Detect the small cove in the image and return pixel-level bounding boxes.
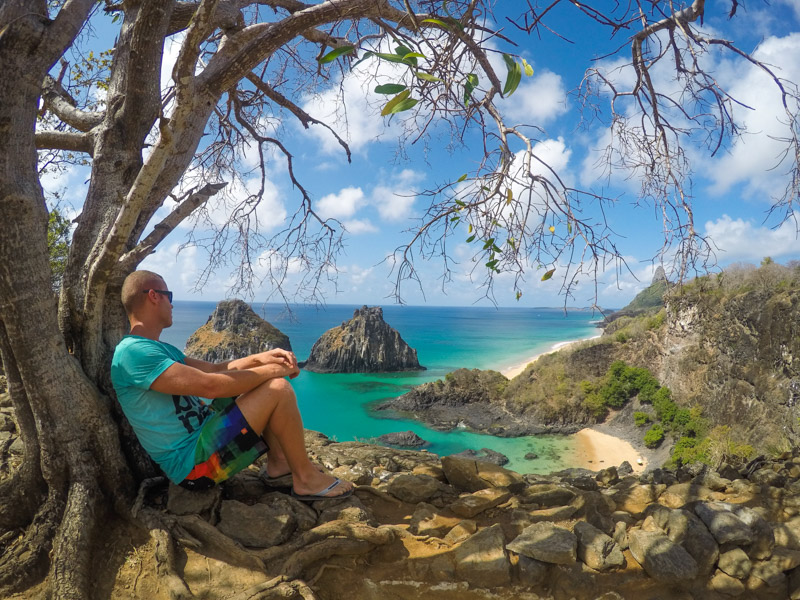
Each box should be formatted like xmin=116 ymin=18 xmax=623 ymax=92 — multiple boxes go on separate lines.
xmin=163 ymin=301 xmax=603 ymax=474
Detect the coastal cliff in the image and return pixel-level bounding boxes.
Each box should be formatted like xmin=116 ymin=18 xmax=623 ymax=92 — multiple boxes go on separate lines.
xmin=302 ymin=305 xmax=425 ymax=373
xmin=378 ymin=262 xmax=800 ymax=458
xmin=184 ymin=299 xmax=291 ymax=362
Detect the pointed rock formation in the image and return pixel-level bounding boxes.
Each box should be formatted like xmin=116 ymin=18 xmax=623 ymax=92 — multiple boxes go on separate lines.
xmin=184 ymin=299 xmax=291 ymax=361
xmin=302 ymin=306 xmax=424 ymax=373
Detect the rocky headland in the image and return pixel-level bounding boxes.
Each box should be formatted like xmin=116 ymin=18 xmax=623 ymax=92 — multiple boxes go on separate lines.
xmin=375 ymin=367 xmax=585 ymax=437
xmin=302 ymin=306 xmax=425 ymax=373
xmin=377 ymin=262 xmax=800 ymax=462
xmin=184 ymin=299 xmax=291 ymax=362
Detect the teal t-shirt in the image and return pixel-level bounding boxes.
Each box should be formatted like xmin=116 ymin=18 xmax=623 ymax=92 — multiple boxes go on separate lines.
xmin=111 ymin=335 xmax=212 ymax=482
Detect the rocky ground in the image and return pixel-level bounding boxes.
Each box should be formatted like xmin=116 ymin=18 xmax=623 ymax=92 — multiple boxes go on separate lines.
xmin=7 ymin=415 xmax=800 ymax=599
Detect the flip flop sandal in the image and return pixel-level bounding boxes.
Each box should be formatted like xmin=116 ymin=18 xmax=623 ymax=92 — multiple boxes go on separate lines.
xmin=291 ymin=478 xmax=354 ymax=502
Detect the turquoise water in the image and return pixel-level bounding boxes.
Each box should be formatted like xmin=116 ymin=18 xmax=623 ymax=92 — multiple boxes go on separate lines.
xmin=162 ymin=302 xmax=603 ymax=474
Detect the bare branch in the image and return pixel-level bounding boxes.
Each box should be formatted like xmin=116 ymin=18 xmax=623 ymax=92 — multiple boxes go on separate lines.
xmin=35 ymin=130 xmax=94 ymax=155
xmin=41 ymin=75 xmax=104 ymax=132
xmin=116 ymin=182 xmax=228 ymax=273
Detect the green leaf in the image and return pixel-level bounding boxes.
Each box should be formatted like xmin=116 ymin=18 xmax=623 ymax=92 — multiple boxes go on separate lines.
xmin=502 ymin=54 xmax=522 ymax=97
xmin=384 ymin=97 xmax=418 ymax=115
xmin=396 ymin=45 xmax=413 ymax=56
xmin=381 ymin=90 xmax=411 ymax=116
xmin=486 ymin=260 xmax=498 ymax=269
xmin=455 ymin=199 xmax=466 ymax=207
xmin=417 ymin=72 xmax=441 ymax=83
xmin=372 ymin=52 xmax=411 ymax=64
xmin=541 ymin=268 xmax=556 ymax=281
xmin=457 ymin=173 xmax=468 ymax=182
xmin=318 ymin=45 xmax=355 ymax=64
xmin=464 ymin=73 xmax=479 ymax=106
xmin=516 ymin=291 xmax=522 ymax=301
xmin=482 ymin=238 xmax=495 ymax=250
xmin=466 ymin=235 xmax=475 ymax=243
xmin=375 ymin=84 xmax=407 ymax=95
xmin=567 ymin=222 xmax=573 ymax=234
xmin=450 ymin=215 xmax=460 ymax=222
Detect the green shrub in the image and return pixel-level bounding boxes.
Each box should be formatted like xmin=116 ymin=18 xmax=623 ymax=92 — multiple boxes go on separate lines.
xmin=653 ymin=388 xmax=677 ymax=422
xmin=583 ymin=392 xmax=607 ymax=419
xmin=644 ymin=423 xmax=665 ymax=448
xmin=615 ymin=331 xmax=630 ymax=343
xmin=633 ymin=411 xmax=651 ymax=426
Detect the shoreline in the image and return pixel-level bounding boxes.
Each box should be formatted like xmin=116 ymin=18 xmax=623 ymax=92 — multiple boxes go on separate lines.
xmin=571 ymin=427 xmax=646 ymax=474
xmin=500 ymin=333 xmax=602 ymax=380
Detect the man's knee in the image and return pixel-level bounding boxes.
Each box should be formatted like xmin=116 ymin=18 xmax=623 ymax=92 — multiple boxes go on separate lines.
xmin=255 ymin=377 xmax=295 ymax=404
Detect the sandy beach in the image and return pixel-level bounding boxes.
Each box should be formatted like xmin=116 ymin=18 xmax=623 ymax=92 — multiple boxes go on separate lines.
xmin=572 ymin=427 xmax=647 ymax=473
xmin=501 ymin=334 xmax=602 ymax=379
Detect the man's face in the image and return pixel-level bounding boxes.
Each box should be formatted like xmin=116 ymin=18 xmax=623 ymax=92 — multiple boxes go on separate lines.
xmin=150 ymin=278 xmax=173 ymax=328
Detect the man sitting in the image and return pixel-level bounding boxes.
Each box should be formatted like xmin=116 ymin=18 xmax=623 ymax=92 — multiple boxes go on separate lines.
xmin=111 ymin=270 xmax=353 ymax=500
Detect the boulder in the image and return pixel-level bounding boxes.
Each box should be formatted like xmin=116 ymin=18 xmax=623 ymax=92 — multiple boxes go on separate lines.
xmin=506 ymin=522 xmax=577 ymax=565
xmin=718 ymin=548 xmax=752 ymax=580
xmin=385 ymin=473 xmax=448 ymax=504
xmin=217 ymin=499 xmax=296 ymax=548
xmin=573 ymin=520 xmax=625 ymax=571
xmin=695 ymin=501 xmax=754 ymax=546
xmin=453 ymin=524 xmax=511 ymax=588
xmin=449 ymin=487 xmax=511 ymax=518
xmin=375 ymin=431 xmax=428 ymax=447
xmin=303 ymin=306 xmax=424 ymax=373
xmin=167 ymin=482 xmax=221 ymax=516
xmin=708 ymin=570 xmax=746 ymax=596
xmin=628 ymin=529 xmax=699 ymax=583
xmin=665 ymin=508 xmax=719 ymax=576
xmin=440 ymin=456 xmax=525 ymax=493
xmin=185 ymin=299 xmax=291 ymax=361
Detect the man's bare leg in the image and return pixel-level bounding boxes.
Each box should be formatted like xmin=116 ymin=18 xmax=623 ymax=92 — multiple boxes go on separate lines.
xmin=236 ymin=377 xmax=353 ymax=497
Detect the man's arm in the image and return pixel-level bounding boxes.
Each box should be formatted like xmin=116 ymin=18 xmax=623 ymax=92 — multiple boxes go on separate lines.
xmin=150 ymin=359 xmax=299 ymax=399
xmin=184 ymin=348 xmax=297 ymax=375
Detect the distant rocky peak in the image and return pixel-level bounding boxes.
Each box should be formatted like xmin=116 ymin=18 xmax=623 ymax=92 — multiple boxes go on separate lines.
xmin=209 ymin=299 xmax=258 ymax=333
xmin=303 ymin=305 xmax=424 ymax=373
xmin=652 ymin=266 xmax=667 ymax=284
xmin=354 ymin=305 xmax=383 ymax=321
xmin=185 ymin=299 xmax=291 ymax=362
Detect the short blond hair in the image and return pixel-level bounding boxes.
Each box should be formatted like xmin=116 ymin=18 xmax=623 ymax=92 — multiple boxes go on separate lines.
xmin=121 ymin=270 xmax=164 ymax=315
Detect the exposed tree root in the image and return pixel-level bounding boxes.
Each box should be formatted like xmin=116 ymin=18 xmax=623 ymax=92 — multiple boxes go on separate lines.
xmin=137 ymin=508 xmax=194 ymax=600
xmin=175 ymin=514 xmax=266 ymax=572
xmin=151 ymin=527 xmax=194 ymax=600
xmin=281 ymin=538 xmax=372 ymax=579
xmin=257 ymin=520 xmax=396 ymax=564
xmin=51 ymin=478 xmax=102 ymax=600
xmin=225 ymin=575 xmax=319 ymax=600
xmin=0 ymin=491 xmax=64 ymax=595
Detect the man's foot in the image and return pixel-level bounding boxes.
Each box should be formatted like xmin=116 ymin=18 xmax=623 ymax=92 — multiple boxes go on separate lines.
xmin=291 ymin=478 xmax=354 ymax=502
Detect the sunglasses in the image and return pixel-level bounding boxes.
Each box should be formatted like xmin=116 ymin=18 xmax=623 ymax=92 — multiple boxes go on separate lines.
xmin=143 ymin=289 xmax=173 ymax=303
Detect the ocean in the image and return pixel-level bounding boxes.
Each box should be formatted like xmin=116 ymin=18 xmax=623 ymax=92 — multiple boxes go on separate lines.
xmin=162 ymin=302 xmax=603 ymax=474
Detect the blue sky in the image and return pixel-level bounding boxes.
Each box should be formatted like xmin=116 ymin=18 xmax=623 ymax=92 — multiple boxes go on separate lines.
xmin=43 ymin=1 xmax=800 ymax=309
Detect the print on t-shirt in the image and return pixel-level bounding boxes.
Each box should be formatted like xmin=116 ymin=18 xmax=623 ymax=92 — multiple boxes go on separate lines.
xmin=172 ymin=395 xmax=210 ymax=433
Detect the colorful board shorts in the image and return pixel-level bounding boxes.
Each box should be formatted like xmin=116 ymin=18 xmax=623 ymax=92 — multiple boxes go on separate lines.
xmin=179 ymin=397 xmax=268 ymax=491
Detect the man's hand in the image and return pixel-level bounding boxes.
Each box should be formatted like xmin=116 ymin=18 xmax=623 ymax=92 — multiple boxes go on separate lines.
xmin=252 ymin=348 xmax=299 ymax=378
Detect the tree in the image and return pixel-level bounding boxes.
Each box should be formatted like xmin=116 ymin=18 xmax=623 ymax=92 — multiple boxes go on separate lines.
xmin=0 ymin=1 xmax=797 ymax=598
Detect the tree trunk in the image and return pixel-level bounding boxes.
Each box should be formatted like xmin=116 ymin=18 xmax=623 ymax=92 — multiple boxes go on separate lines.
xmin=0 ymin=4 xmax=137 ymax=598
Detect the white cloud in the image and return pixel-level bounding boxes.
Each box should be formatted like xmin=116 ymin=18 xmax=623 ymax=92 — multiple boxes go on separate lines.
xmin=317 ymin=186 xmax=365 ymax=219
xmin=202 ymin=176 xmax=287 ymax=233
xmin=708 ymin=33 xmax=800 ymax=199
xmin=343 ymin=219 xmax=378 ymax=234
xmin=497 ymin=70 xmax=568 ymax=125
xmin=704 ymin=215 xmax=800 ymax=262
xmin=371 ymin=169 xmax=425 ymax=222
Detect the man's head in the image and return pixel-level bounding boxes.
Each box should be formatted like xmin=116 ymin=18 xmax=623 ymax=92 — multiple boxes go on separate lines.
xmin=121 ymin=271 xmax=172 ymax=326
